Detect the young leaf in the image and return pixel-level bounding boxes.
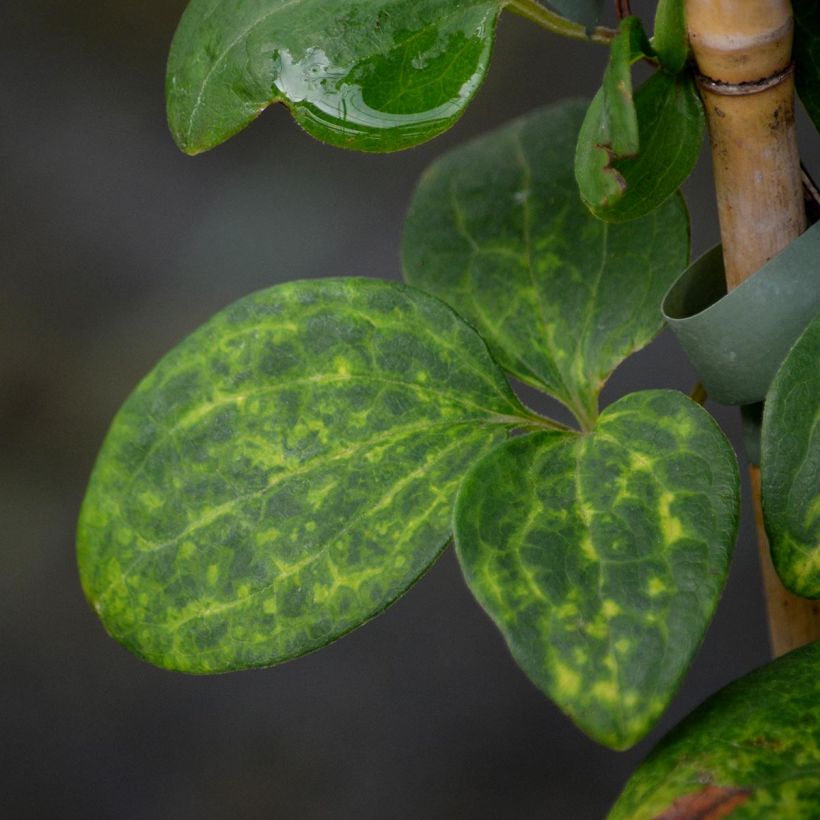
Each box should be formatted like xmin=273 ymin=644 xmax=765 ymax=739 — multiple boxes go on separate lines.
xmin=576 ymin=70 xmax=704 ymax=222
xmin=570 ymin=17 xmax=650 ymax=212
xmin=166 ymin=0 xmax=503 ymax=155
xmin=761 ymin=315 xmax=820 ymax=598
xmin=601 ymin=18 xmax=652 ymax=155
xmin=402 ymin=101 xmax=690 ymax=430
xmin=652 ymin=0 xmax=688 ymax=74
xmin=454 ymin=390 xmax=739 ymax=750
xmin=609 ymin=641 xmax=820 ymax=818
xmin=795 ymin=0 xmax=820 ymax=131
xmin=77 ymin=278 xmax=534 ymax=674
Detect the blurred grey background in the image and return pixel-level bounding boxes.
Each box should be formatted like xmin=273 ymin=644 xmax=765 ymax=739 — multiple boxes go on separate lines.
xmin=2 ymin=1 xmax=817 ymax=817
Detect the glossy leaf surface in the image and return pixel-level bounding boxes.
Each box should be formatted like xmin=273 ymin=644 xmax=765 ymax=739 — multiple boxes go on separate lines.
xmin=78 ymin=278 xmax=532 ymax=673
xmin=762 ymin=315 xmax=820 ymax=598
xmin=402 ymin=101 xmax=690 ymax=429
xmin=795 ymin=0 xmax=820 ymax=131
xmin=166 ymin=0 xmax=503 ymax=154
xmin=455 ymin=390 xmax=739 ymax=749
xmin=576 ymin=70 xmax=704 ymax=222
xmin=610 ymin=641 xmax=820 ymax=818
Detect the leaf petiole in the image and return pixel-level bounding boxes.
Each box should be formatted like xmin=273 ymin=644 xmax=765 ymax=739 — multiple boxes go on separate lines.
xmin=506 ymin=0 xmax=616 ymax=44
xmin=493 ymin=412 xmax=576 ymax=433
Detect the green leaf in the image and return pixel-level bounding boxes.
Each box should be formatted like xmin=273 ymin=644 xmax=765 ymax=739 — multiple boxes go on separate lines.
xmin=402 ymin=101 xmax=690 ymax=430
xmin=454 ymin=390 xmax=739 ymax=750
xmin=609 ymin=641 xmax=820 ymax=818
xmin=166 ymin=0 xmax=503 ymax=155
xmin=762 ymin=315 xmax=820 ymax=598
xmin=598 ymin=17 xmax=653 ymax=158
xmin=576 ymin=70 xmax=704 ymax=222
xmin=652 ymin=0 xmax=688 ymax=74
xmin=795 ymin=0 xmax=820 ymax=131
xmin=77 ymin=278 xmax=535 ymax=674
xmin=571 ymin=16 xmax=652 ymax=213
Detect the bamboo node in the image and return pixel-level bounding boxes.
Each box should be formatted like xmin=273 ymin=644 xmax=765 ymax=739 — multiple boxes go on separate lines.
xmin=697 ymin=63 xmax=794 ymax=96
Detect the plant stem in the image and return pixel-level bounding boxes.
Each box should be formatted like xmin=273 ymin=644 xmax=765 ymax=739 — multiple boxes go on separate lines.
xmin=507 ymin=0 xmax=616 ymax=44
xmin=686 ymin=0 xmax=820 ymax=656
xmin=615 ymin=0 xmax=632 ymax=21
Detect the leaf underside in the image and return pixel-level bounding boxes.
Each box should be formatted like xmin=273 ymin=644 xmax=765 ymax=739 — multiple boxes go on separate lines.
xmin=609 ymin=641 xmax=820 ymax=818
xmin=455 ymin=390 xmax=739 ymax=749
xmin=402 ymin=100 xmax=690 ymax=429
xmin=77 ymin=278 xmax=528 ymax=673
xmin=166 ymin=0 xmax=503 ymax=154
xmin=762 ymin=315 xmax=820 ymax=598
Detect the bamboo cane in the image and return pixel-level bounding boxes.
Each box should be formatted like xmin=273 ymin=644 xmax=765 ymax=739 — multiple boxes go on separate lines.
xmin=686 ymin=0 xmax=820 ymax=656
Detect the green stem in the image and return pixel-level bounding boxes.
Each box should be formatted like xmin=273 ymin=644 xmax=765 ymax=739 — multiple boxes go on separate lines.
xmin=506 ymin=0 xmax=617 ymax=44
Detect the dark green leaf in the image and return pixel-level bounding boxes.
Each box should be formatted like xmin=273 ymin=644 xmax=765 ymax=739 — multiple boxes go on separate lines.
xmin=609 ymin=641 xmax=820 ymax=818
xmin=795 ymin=0 xmax=820 ymax=131
xmin=77 ymin=278 xmax=535 ymax=674
xmin=576 ymin=70 xmax=704 ymax=222
xmin=454 ymin=390 xmax=739 ymax=749
xmin=402 ymin=101 xmax=690 ymax=430
xmin=762 ymin=315 xmax=820 ymax=598
xmin=652 ymin=0 xmax=688 ymax=74
xmin=166 ymin=0 xmax=503 ymax=154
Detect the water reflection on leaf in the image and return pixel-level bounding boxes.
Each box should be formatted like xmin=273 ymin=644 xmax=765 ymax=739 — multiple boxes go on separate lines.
xmin=168 ymin=0 xmax=502 ymax=153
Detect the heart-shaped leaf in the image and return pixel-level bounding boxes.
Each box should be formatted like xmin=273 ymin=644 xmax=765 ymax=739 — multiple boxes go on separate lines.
xmin=454 ymin=390 xmax=739 ymax=749
xmin=576 ymin=70 xmax=704 ymax=222
xmin=609 ymin=641 xmax=820 ymax=818
xmin=402 ymin=100 xmax=690 ymax=430
xmin=166 ymin=0 xmax=504 ymax=154
xmin=78 ymin=278 xmax=537 ymax=673
xmin=795 ymin=0 xmax=820 ymax=131
xmin=762 ymin=314 xmax=820 ymax=598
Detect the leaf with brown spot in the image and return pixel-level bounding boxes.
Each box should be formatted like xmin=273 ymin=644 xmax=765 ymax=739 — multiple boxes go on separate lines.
xmin=653 ymin=786 xmax=751 ymax=820
xmin=609 ymin=642 xmax=820 ymax=819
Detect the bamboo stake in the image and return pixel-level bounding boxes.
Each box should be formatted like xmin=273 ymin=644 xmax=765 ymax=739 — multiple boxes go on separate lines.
xmin=686 ymin=0 xmax=820 ymax=656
